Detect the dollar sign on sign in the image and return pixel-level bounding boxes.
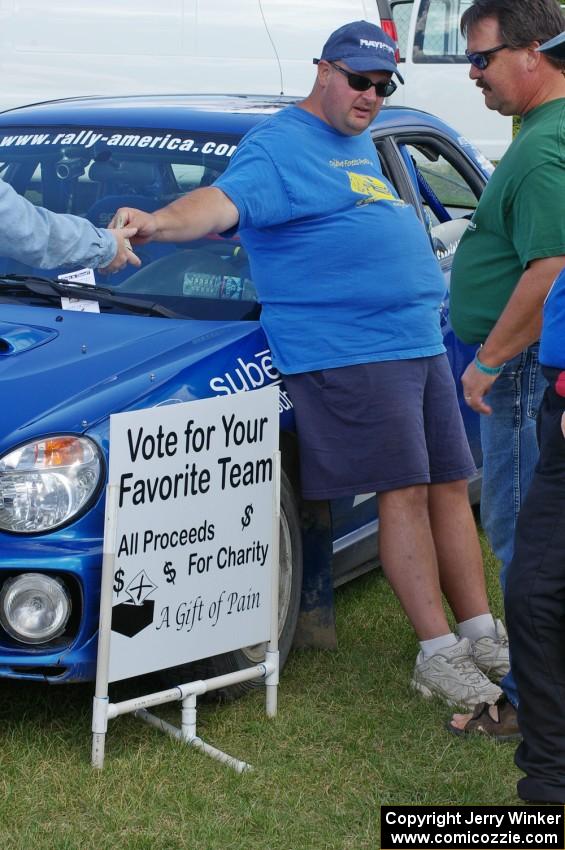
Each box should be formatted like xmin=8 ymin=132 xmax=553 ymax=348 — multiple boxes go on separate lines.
xmin=241 ymin=504 xmax=254 ymax=530
xmin=163 ymin=561 xmax=176 ymax=584
xmin=113 ymin=569 xmax=125 ymax=594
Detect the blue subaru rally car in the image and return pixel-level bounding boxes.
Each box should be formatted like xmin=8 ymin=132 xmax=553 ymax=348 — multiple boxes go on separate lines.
xmin=0 ymin=95 xmax=492 ymax=685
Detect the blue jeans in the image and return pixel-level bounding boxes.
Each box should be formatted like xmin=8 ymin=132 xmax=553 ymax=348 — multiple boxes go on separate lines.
xmin=480 ymin=344 xmax=547 ymax=707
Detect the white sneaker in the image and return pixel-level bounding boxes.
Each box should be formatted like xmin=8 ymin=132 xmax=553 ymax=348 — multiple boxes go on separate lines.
xmin=411 ymin=637 xmax=502 ymax=709
xmin=471 ymin=619 xmax=510 ymax=682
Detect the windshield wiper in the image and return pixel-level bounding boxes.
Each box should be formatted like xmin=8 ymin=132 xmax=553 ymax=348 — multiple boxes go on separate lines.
xmin=0 ymin=273 xmax=116 ymax=298
xmin=0 ymin=274 xmax=186 ymax=318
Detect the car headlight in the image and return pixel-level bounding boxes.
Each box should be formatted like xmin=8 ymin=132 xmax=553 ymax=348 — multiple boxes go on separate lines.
xmin=0 ymin=574 xmax=71 ymax=644
xmin=0 ymin=436 xmax=102 ymax=533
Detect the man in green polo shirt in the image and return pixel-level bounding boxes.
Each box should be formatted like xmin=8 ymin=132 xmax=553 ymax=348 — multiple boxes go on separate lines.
xmin=449 ymin=0 xmax=565 ymax=739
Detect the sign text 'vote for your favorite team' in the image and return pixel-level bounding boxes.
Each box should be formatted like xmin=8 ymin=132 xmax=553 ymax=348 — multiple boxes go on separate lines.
xmin=106 ymin=386 xmax=279 ymax=682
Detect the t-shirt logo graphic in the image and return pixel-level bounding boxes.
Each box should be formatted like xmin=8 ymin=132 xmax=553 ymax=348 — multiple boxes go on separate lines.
xmin=347 ymin=171 xmax=396 ymax=204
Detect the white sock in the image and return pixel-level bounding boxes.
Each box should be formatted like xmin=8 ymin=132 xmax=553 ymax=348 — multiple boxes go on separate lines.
xmin=458 ymin=613 xmax=496 ymax=643
xmin=419 ymin=632 xmax=458 ymax=658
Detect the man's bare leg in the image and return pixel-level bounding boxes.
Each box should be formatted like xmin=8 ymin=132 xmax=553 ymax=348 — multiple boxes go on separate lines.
xmin=428 ymin=479 xmax=490 ymax=623
xmin=426 ymin=479 xmax=509 ymax=731
xmin=377 ymin=484 xmax=452 ymax=639
xmin=378 ymin=483 xmax=503 ymax=707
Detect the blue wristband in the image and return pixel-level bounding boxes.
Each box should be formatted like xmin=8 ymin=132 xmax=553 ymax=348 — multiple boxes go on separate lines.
xmin=474 ymin=348 xmax=504 ymax=376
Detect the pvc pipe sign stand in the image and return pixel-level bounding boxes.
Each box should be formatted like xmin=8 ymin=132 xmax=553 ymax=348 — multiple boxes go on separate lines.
xmin=91 ymin=386 xmax=280 ymax=771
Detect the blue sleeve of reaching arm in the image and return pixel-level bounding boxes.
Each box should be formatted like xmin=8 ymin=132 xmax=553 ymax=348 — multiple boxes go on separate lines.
xmin=0 ymin=179 xmax=117 ymax=268
xmin=214 ymin=140 xmax=293 ymax=230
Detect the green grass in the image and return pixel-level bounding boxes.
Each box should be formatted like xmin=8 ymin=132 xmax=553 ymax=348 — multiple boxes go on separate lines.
xmin=0 ymin=533 xmax=518 ymax=850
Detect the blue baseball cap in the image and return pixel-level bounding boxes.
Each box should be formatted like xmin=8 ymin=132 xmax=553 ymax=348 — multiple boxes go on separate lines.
xmin=537 ymin=31 xmax=565 ymax=59
xmin=314 ymin=20 xmax=404 ymax=83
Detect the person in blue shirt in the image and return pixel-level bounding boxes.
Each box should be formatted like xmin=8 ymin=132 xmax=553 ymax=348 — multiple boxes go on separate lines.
xmin=0 ymin=177 xmax=139 ymax=272
xmin=112 ymin=20 xmax=509 ymax=709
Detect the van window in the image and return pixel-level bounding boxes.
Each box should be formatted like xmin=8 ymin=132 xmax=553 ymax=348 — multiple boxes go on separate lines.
xmin=390 ymin=0 xmax=414 ymax=61
xmin=412 ymin=0 xmax=471 ymax=63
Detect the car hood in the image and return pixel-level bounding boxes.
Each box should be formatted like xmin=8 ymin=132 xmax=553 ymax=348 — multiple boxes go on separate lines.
xmin=0 ymin=305 xmax=263 ymax=452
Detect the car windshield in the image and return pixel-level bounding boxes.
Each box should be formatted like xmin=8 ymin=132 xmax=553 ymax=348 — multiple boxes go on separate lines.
xmin=0 ymin=123 xmax=258 ymax=321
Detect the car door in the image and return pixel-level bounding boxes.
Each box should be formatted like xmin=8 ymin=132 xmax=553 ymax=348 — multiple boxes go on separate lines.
xmin=331 ymin=124 xmax=485 ymax=583
xmin=383 ymin=131 xmax=483 ymax=437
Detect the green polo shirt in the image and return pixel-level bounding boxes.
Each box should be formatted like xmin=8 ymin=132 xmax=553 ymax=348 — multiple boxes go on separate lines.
xmin=450 ymin=98 xmax=565 ymax=344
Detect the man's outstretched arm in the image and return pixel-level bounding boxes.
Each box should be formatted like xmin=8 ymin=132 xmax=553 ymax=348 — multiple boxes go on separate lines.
xmin=112 ymin=187 xmax=240 ymax=245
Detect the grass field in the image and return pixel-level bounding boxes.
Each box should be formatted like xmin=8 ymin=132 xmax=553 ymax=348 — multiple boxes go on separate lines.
xmin=0 ymin=532 xmax=518 ymax=850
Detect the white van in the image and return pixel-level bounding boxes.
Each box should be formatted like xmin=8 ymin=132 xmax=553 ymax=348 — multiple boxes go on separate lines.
xmin=0 ymin=0 xmax=510 ymax=158
xmin=390 ymin=0 xmax=511 ymax=157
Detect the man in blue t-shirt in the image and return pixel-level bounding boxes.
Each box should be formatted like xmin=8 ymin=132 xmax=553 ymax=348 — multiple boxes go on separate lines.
xmin=505 ymin=262 xmax=565 ymax=803
xmin=112 ymin=20 xmax=508 ymax=709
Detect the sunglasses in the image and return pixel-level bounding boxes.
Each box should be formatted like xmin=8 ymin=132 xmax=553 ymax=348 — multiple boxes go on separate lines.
xmin=465 ymin=43 xmax=508 ymax=70
xmin=329 ymin=62 xmax=397 ymax=97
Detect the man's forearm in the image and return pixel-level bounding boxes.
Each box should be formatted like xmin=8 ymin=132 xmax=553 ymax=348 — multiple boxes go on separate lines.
xmin=478 ymin=255 xmax=565 ymax=368
xmin=152 ymin=187 xmax=239 ymax=242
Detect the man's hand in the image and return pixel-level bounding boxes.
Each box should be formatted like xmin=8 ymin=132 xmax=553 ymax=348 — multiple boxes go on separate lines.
xmin=109 ymin=208 xmax=158 ymax=244
xmin=100 ymin=227 xmax=142 ymax=274
xmin=460 ymin=256 xmax=565 ymax=414
xmin=461 ymin=359 xmax=498 ymax=415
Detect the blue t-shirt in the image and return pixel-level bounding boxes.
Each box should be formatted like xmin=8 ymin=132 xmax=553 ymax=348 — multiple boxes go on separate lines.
xmin=541 ymin=267 xmax=565 ymax=369
xmin=215 ymin=105 xmax=446 ymax=374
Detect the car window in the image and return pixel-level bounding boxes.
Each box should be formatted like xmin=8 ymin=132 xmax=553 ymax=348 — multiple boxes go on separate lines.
xmin=400 ymin=142 xmax=478 ymax=219
xmin=393 ymin=136 xmax=481 ymax=264
xmin=412 ymin=0 xmax=471 ymax=63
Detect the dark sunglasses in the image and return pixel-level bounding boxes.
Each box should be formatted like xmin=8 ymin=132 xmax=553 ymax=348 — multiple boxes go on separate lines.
xmin=465 ymin=43 xmax=508 ymax=70
xmin=329 ymin=62 xmax=397 ymax=97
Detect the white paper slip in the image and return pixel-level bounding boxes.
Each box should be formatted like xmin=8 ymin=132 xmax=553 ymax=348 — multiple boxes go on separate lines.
xmin=58 ymin=267 xmax=100 ymax=312
xmin=60 ymin=296 xmax=100 ymax=313
xmin=58 ymin=267 xmax=96 ymax=286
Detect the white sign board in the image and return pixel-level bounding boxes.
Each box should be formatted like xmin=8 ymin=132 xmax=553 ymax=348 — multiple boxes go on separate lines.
xmin=104 ymin=386 xmax=279 ymax=682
